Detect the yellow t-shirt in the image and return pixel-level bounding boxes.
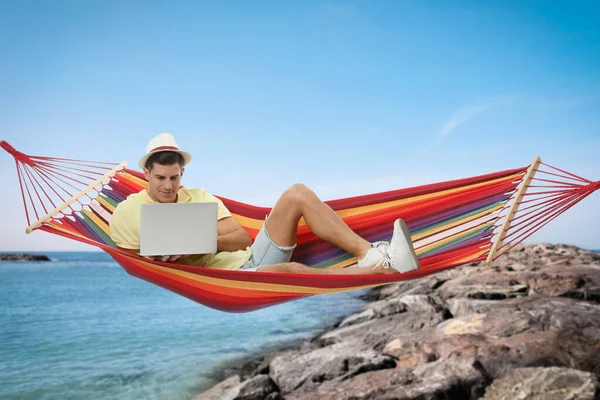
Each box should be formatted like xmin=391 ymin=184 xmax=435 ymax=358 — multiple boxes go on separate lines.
xmin=109 ymin=187 xmax=251 ymax=270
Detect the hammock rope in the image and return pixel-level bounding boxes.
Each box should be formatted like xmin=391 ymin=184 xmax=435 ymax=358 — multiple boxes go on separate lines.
xmin=486 ymin=161 xmax=599 ymax=262
xmin=2 ymin=139 xmax=598 ymax=313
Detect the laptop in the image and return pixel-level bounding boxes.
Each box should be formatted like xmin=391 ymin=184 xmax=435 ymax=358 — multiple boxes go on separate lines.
xmin=139 ymin=202 xmax=218 ymax=256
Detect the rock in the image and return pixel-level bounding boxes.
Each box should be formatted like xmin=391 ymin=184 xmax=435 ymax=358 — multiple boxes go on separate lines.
xmin=340 ymin=355 xmax=396 ymax=380
xmin=235 ymin=375 xmax=279 ymax=400
xmin=561 ymin=286 xmax=600 ymax=304
xmin=269 ymin=343 xmax=357 ymax=393
xmin=270 ymin=345 xmax=389 ymax=394
xmin=438 ymin=270 xmax=530 ymax=300
xmin=317 ymin=294 xmax=448 ymax=351
xmin=286 ymin=368 xmax=414 ymax=400
xmin=482 ymin=367 xmax=599 ymax=400
xmin=194 ymin=375 xmax=242 ymax=400
xmin=339 ymin=296 xmax=409 ymax=328
xmin=290 ymin=357 xmax=485 ymax=400
xmin=0 ymin=253 xmax=50 ymax=261
xmin=194 ymin=375 xmax=280 ymax=400
xmin=440 ymin=262 xmax=600 ymax=304
xmin=383 ymin=296 xmax=600 ymax=374
xmin=434 ymin=309 xmax=531 ymax=338
xmin=264 ymin=393 xmax=284 ymax=400
xmin=199 ymin=244 xmax=600 ymax=400
xmin=385 ymin=326 xmax=600 ymax=379
xmin=338 ymin=307 xmax=377 ymax=328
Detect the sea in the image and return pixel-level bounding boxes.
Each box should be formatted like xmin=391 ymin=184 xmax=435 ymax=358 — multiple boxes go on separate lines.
xmin=0 ymin=252 xmax=368 ymax=400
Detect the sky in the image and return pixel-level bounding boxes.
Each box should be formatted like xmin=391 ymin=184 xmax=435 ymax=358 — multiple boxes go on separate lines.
xmin=1 ymin=0 xmax=599 ymax=251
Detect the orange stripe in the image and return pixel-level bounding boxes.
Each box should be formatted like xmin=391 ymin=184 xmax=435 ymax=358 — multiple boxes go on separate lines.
xmin=133 ymin=259 xmax=306 ymax=297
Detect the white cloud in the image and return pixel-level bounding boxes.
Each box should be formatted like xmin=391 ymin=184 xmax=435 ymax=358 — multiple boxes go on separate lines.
xmin=438 ymin=104 xmax=490 ymax=139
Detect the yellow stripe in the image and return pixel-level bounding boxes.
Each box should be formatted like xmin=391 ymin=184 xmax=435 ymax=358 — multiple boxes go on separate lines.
xmin=454 ymin=248 xmax=490 ymax=264
xmin=112 ymin=172 xmax=522 ymax=233
xmin=328 ymin=210 xmax=499 ymax=268
xmin=415 ymin=223 xmax=494 ymax=255
xmin=97 ymin=196 xmax=116 ymax=213
xmin=46 ymin=220 xmax=91 ymax=241
xmin=334 ymin=172 xmax=523 ymax=220
xmin=82 ymin=209 xmax=110 ymax=235
xmin=412 ymin=204 xmax=503 ymax=241
xmin=42 ymin=222 xmax=486 ymax=296
xmin=326 ymin=257 xmax=359 ymax=269
xmin=135 ymin=258 xmax=381 ymax=295
xmin=231 ymin=173 xmax=522 ymax=231
xmin=119 ymin=172 xmax=149 ymax=188
xmin=231 ymin=213 xmax=265 ymax=230
xmin=45 ymin=219 xmax=331 ymax=293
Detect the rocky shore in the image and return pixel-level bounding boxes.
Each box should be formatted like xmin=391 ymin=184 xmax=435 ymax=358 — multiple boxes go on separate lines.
xmin=196 ymin=243 xmax=600 ymax=400
xmin=0 ymin=253 xmax=50 ymax=261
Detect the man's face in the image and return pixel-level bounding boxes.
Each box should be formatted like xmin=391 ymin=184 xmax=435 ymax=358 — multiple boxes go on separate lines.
xmin=144 ymin=163 xmax=183 ymax=203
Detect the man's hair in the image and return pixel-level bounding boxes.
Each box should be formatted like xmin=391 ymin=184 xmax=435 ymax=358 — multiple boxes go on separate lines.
xmin=145 ymin=151 xmax=185 ymax=170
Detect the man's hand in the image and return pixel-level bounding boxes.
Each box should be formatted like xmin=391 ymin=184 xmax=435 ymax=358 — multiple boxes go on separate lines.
xmin=145 ymin=254 xmax=183 ymax=262
xmin=116 ymin=247 xmax=184 ymax=263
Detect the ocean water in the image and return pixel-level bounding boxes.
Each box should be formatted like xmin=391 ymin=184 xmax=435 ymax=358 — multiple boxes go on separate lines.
xmin=0 ymin=252 xmax=367 ymax=400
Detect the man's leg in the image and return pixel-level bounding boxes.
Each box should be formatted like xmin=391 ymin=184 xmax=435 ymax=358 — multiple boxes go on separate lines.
xmin=255 ymin=262 xmax=397 ymax=275
xmin=249 ymin=183 xmax=420 ymax=274
xmin=265 ymin=183 xmax=372 ymax=260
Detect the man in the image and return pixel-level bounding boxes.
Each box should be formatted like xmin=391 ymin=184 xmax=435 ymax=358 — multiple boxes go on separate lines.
xmin=109 ymin=133 xmax=421 ymax=275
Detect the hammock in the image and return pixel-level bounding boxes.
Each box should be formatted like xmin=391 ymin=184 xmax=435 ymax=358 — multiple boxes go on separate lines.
xmin=2 ymin=140 xmax=598 ymax=313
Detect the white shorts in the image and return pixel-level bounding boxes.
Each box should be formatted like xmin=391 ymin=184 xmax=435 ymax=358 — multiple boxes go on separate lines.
xmin=238 ymin=222 xmax=297 ymax=272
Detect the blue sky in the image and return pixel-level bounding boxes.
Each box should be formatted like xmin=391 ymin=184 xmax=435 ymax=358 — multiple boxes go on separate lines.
xmin=1 ymin=0 xmax=599 ymax=251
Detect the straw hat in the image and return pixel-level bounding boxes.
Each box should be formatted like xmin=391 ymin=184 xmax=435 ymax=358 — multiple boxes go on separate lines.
xmin=138 ymin=133 xmax=192 ymax=169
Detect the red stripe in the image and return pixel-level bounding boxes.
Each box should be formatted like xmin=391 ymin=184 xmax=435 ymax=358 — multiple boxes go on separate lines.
xmin=39 ymin=224 xmax=489 ymax=312
xmin=123 ymin=168 xmax=147 ymax=180
xmin=218 ymin=197 xmax=271 ymax=220
xmin=112 ymin=253 xmax=304 ymax=312
xmin=218 ymin=167 xmax=527 ymax=219
xmin=150 ymin=146 xmax=179 ymax=152
xmin=324 ymin=167 xmax=526 ymax=211
xmin=110 ymin=178 xmax=145 ymax=197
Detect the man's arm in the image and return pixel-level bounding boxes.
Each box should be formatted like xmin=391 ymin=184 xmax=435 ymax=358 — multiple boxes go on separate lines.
xmin=111 ymin=201 xmax=183 ymax=262
xmin=217 ymin=216 xmax=252 ymax=252
xmin=116 ymin=246 xmax=182 ymax=262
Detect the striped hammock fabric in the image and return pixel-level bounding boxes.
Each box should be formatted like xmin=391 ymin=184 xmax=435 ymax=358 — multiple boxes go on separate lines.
xmin=2 ymin=140 xmax=598 ymax=312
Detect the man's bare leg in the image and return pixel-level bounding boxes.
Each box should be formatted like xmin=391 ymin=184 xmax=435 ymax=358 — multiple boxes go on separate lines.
xmin=256 ymin=262 xmax=396 ymax=275
xmin=265 ymin=184 xmax=372 ymax=260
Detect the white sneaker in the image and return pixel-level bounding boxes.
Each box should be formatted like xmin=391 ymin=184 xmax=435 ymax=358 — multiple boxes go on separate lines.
xmin=356 ymin=241 xmax=390 ymax=269
xmin=386 ymin=219 xmax=420 ymax=272
xmin=356 ymin=219 xmax=420 ymax=273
